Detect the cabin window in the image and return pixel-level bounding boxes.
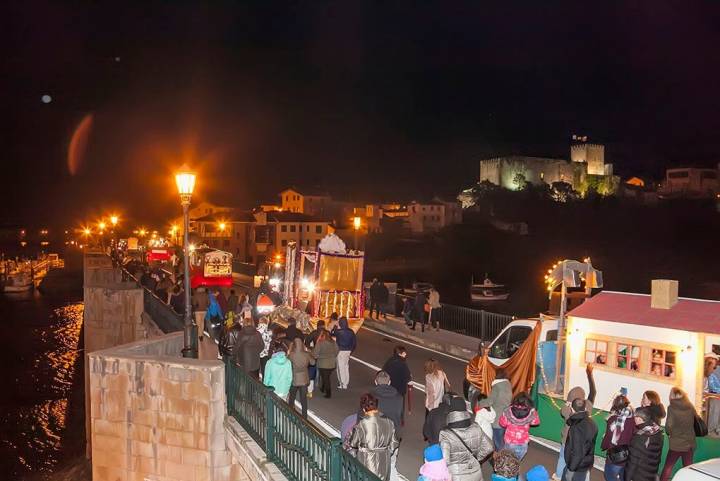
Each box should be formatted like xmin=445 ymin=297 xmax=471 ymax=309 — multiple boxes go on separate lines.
xmin=650 ymin=348 xmax=676 ymax=379
xmin=585 ymin=338 xmax=608 ymax=365
xmin=616 ymin=343 xmax=641 ymax=372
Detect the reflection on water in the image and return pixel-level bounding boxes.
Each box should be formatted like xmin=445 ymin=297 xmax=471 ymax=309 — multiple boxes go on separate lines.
xmin=0 ymin=292 xmax=84 ymax=480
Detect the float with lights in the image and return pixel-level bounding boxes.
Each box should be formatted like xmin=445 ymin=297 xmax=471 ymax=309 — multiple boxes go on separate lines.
xmin=282 ymin=234 xmax=365 ymax=321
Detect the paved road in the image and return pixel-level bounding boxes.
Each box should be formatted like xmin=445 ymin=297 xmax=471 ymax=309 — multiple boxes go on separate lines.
xmin=301 ymin=325 xmax=603 ymax=481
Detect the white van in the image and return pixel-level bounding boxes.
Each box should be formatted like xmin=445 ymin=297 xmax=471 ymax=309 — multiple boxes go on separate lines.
xmin=486 ymin=316 xmax=559 ymax=365
xmin=673 ymin=459 xmax=720 ymax=481
xmin=464 ymin=317 xmax=558 ymax=397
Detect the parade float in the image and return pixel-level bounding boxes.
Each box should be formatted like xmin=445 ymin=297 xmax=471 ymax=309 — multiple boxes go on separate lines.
xmin=280 ymin=234 xmax=365 ymax=330
xmin=529 ymin=279 xmax=720 ymax=465
xmin=467 ymin=261 xmax=720 ymax=467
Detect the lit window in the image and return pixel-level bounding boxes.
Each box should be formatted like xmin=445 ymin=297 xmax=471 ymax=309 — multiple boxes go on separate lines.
xmin=650 ymin=348 xmax=676 ymax=378
xmin=616 ymin=343 xmax=641 ymax=371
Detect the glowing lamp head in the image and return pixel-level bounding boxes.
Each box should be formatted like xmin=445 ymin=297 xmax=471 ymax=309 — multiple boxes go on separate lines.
xmin=98 ymin=221 xmax=106 ymax=231
xmin=83 ymin=228 xmax=91 ymax=235
xmin=218 ymin=222 xmax=226 ymax=232
xmin=175 ymin=166 xmax=196 ymax=200
xmin=274 ymin=262 xmax=281 ymax=269
xmin=353 ymin=216 xmax=361 ymax=230
xmin=110 ymin=215 xmax=118 ymax=226
xmin=189 ymin=243 xmax=196 ymax=252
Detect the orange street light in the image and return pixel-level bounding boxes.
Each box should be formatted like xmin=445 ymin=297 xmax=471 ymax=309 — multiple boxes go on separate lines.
xmin=218 ymin=222 xmax=227 ymax=233
xmin=353 ymin=216 xmax=361 ymax=230
xmin=110 ymin=215 xmax=119 ymax=227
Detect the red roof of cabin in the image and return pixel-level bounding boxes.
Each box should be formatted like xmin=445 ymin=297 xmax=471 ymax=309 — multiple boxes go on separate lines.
xmin=569 ymin=291 xmax=720 ymax=335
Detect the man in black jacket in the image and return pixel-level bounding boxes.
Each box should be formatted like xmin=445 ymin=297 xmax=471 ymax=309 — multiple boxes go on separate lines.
xmin=563 ymin=398 xmax=598 ymax=481
xmin=219 ymin=318 xmax=241 ymax=362
xmin=625 ymin=407 xmax=664 ymax=481
xmin=373 ymin=371 xmax=404 ymax=439
xmin=383 ymin=346 xmax=412 ymax=421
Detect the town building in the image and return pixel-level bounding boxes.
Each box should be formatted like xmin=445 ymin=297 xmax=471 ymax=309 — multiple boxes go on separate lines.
xmin=407 ymin=198 xmax=462 ymax=234
xmin=660 ymin=166 xmax=720 ymax=199
xmin=279 ymin=187 xmax=332 ymax=216
xmin=193 ymin=209 xmax=332 ymax=265
xmin=172 ymin=201 xmax=234 ymax=236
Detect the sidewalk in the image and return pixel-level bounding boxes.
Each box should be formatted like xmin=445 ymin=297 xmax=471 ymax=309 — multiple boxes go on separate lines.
xmin=362 ymin=314 xmax=479 ymax=360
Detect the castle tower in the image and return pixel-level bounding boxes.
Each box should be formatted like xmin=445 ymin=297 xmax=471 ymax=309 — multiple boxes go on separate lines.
xmin=570 ymin=135 xmax=606 ymax=175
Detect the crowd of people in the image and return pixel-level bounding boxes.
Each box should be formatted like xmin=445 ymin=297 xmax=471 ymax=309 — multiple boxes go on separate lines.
xmin=121 ymin=255 xmax=713 ymax=481
xmin=367 ymin=279 xmax=442 ymax=333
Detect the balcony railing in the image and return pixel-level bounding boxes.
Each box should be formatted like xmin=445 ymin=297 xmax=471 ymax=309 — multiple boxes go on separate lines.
xmin=225 ymin=360 xmax=381 ymax=481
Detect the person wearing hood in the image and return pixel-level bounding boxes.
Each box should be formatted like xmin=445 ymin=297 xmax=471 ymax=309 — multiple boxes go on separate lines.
xmin=439 ymin=394 xmax=494 ymax=481
xmin=498 ymin=392 xmax=540 ymax=461
xmin=285 ymin=317 xmax=305 ymax=343
xmin=411 ymin=291 xmax=429 ymax=332
xmin=287 ymin=338 xmax=316 ymax=418
xmin=424 ymin=393 xmax=461 ymax=445
xmin=418 ymin=444 xmax=451 ymax=481
xmin=373 ymin=370 xmax=404 ymax=437
xmin=263 ymin=340 xmax=292 ymax=400
xmin=600 ymin=395 xmax=635 ymax=481
xmin=348 ymin=393 xmax=400 ymax=481
xmin=660 ymin=387 xmax=698 ymax=481
xmin=555 ymin=365 xmax=596 ymax=481
xmin=313 ymin=330 xmax=339 ymax=397
xmin=219 ymin=315 xmax=242 ymax=362
xmin=476 ymin=369 xmax=513 ymax=450
xmin=331 ymin=316 xmax=356 ymax=390
xmin=235 ymin=318 xmax=264 ymax=378
xmin=256 ymin=317 xmax=274 ymax=377
xmin=562 ymin=398 xmax=598 ymax=481
xmin=625 ymin=407 xmax=664 ymax=481
xmin=491 ymin=449 xmax=520 ymax=481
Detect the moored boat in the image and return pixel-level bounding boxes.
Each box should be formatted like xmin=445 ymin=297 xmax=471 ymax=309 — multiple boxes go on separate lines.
xmin=471 ymin=276 xmax=509 ymax=302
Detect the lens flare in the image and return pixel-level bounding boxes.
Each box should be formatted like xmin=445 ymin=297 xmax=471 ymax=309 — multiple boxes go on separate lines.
xmin=67 ymin=113 xmax=94 ymax=175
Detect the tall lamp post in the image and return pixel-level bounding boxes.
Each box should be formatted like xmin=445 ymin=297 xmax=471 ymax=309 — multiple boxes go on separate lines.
xmin=176 ymin=166 xmax=197 ymax=358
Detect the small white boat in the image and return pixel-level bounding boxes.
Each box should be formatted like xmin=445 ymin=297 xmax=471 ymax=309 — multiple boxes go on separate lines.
xmin=4 ymin=270 xmax=33 ymax=292
xmin=471 ymin=276 xmax=509 ymax=302
xmin=403 ymin=282 xmax=434 ymax=296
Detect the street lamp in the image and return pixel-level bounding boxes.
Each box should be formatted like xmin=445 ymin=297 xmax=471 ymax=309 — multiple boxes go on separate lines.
xmin=218 ymin=222 xmax=227 ymax=234
xmin=175 ymin=166 xmax=197 ymax=358
xmin=352 ymin=216 xmax=361 ymax=250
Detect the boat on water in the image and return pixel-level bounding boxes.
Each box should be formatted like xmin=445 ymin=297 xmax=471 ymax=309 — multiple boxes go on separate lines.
xmin=471 ymin=276 xmax=509 ymax=302
xmin=402 ymin=282 xmax=434 ymax=296
xmin=4 ymin=270 xmax=33 ymax=292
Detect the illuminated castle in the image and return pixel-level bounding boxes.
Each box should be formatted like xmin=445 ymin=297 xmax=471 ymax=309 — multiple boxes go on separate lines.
xmin=478 ymin=135 xmax=616 ymax=193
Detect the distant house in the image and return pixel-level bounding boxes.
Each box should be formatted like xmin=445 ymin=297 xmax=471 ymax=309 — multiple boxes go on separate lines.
xmin=173 ymin=201 xmax=234 ymax=236
xmin=660 ymin=166 xmax=720 ymax=199
xmin=279 ymin=187 xmax=332 ymax=216
xmin=407 ymin=198 xmax=462 ymax=234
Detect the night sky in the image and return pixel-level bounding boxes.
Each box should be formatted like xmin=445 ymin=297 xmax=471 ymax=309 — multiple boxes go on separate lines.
xmin=3 ymin=1 xmax=720 ymax=227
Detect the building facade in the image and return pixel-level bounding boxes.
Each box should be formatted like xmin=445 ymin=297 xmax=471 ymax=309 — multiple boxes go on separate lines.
xmin=479 ymin=155 xmax=582 ymax=189
xmin=661 ymin=167 xmax=720 ymax=198
xmin=407 ymin=198 xmax=462 ymax=234
xmin=279 ymin=188 xmax=332 ymax=216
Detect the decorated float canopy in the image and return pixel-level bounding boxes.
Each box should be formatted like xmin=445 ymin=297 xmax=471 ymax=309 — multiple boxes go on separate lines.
xmin=566 ymin=281 xmax=720 ymax=410
xmin=283 ymin=233 xmax=365 ymax=319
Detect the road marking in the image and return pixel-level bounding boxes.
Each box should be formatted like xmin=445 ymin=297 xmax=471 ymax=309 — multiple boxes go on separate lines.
xmin=360 ymin=325 xmax=469 ymax=363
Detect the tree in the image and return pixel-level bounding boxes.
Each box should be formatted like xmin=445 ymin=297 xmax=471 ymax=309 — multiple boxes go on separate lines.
xmin=513 ymin=171 xmax=527 ymax=190
xmin=550 ymin=181 xmax=579 ymax=203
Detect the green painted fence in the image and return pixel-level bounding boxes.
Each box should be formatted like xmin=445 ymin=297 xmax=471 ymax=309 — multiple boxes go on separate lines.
xmin=225 ymin=360 xmax=381 ymax=481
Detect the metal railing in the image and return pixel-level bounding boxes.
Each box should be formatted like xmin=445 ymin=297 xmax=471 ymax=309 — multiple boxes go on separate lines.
xmin=224 ymin=360 xmax=381 ymax=481
xmin=439 ymin=304 xmax=514 ymax=340
xmin=394 ymin=293 xmax=514 ymax=341
xmin=122 ymin=267 xmax=185 ymax=334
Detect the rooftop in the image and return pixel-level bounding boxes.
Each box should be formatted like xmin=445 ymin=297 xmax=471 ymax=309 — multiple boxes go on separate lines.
xmin=266 ymin=211 xmax=331 ymax=223
xmin=193 ymin=209 xmax=256 ymax=223
xmin=280 ymin=186 xmax=331 ymax=197
xmin=569 ymin=290 xmax=720 ymax=335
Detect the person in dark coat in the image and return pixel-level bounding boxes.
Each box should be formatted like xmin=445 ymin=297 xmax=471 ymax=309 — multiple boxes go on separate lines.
xmin=376 ymin=282 xmax=389 ymax=319
xmin=660 ymin=387 xmax=698 ymax=481
xmin=625 ymin=407 xmax=664 ymax=481
xmin=227 ymin=289 xmax=239 ymax=313
xmin=383 ymin=346 xmax=412 ymax=422
xmin=369 ymin=279 xmax=383 ymax=319
xmin=600 ymin=395 xmax=635 ymax=481
xmin=411 ymin=291 xmax=428 ymax=332
xmin=215 ymin=288 xmax=228 ymax=315
xmin=373 ymin=370 xmax=404 ymax=439
xmin=285 ymin=317 xmax=305 ymax=343
xmin=235 ymin=318 xmax=264 ymax=378
xmin=305 ymin=320 xmax=326 ymax=349
xmin=219 ymin=317 xmax=242 ymax=361
xmin=424 ymin=393 xmax=462 ymax=445
xmin=563 ymin=398 xmax=598 ymax=481
xmin=331 ymin=317 xmax=357 ymax=389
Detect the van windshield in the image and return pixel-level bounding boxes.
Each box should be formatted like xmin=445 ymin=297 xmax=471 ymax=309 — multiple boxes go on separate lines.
xmin=490 ymin=325 xmax=533 ymax=359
